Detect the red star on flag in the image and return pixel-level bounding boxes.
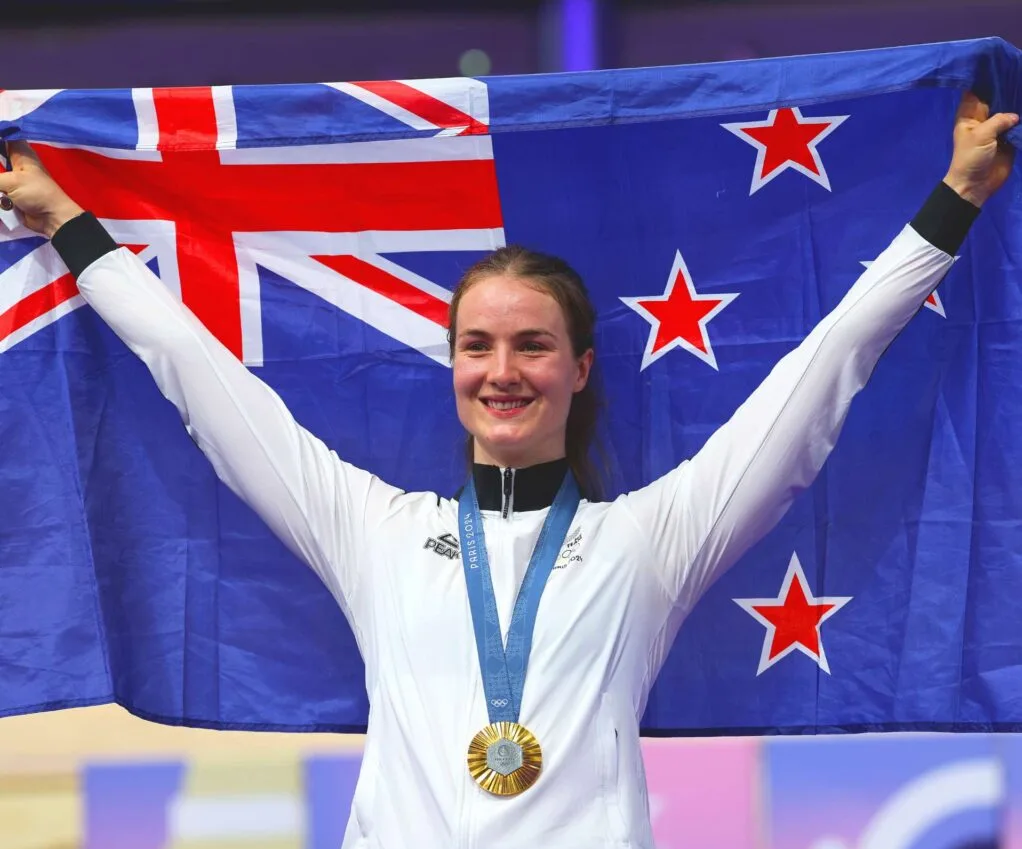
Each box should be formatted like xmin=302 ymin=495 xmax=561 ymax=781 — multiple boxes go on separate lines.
xmin=861 ymin=259 xmax=950 ymax=318
xmin=733 ymin=553 xmax=851 ymax=675
xmin=620 ymin=250 xmax=738 ymax=370
xmin=721 ymin=106 xmax=849 ymax=194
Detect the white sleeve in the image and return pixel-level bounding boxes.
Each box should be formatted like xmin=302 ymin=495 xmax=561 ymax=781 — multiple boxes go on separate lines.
xmin=74 ymin=247 xmax=403 ymax=628
xmin=622 ymin=225 xmax=955 ymax=614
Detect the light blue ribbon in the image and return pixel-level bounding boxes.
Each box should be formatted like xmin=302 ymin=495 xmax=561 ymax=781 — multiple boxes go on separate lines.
xmin=459 ymin=473 xmax=581 ymax=723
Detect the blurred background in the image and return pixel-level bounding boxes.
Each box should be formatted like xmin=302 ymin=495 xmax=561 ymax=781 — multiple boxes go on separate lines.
xmin=3 ymin=707 xmax=1022 ymax=848
xmin=3 ymin=0 xmax=1021 ymax=87
xmin=4 ymin=1 xmax=1022 ymax=847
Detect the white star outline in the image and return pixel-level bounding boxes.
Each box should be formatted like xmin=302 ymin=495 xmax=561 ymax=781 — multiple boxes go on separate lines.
xmin=620 ymin=249 xmax=739 ymax=371
xmin=861 ymin=257 xmax=958 ymax=318
xmin=732 ymin=552 xmax=852 ymax=676
xmin=721 ymin=107 xmax=850 ymax=195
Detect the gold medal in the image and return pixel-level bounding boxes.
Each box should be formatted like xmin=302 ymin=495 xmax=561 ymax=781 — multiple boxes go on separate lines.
xmin=467 ymin=721 xmax=542 ymax=796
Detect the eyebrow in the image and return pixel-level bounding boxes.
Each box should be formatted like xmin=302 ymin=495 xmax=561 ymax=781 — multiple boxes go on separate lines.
xmin=457 ymin=328 xmax=557 ymax=339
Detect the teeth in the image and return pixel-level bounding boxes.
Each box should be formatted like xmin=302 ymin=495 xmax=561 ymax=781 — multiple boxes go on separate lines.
xmin=487 ymin=400 xmax=529 ymax=411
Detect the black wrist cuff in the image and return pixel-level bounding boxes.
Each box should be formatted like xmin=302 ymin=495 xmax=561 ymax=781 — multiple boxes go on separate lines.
xmin=910 ymin=181 xmax=981 ymax=255
xmin=51 ymin=212 xmax=119 ymax=278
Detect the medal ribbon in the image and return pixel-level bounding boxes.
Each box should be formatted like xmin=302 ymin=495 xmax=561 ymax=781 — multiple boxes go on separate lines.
xmin=459 ymin=473 xmax=581 ymax=724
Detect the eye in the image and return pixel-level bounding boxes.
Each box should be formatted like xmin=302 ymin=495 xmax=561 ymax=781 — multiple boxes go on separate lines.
xmin=461 ymin=340 xmax=489 ymax=353
xmin=521 ymin=340 xmax=547 ymax=353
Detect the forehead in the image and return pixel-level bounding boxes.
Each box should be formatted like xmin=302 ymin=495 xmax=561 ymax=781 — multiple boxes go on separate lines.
xmin=456 ymin=274 xmax=566 ymax=331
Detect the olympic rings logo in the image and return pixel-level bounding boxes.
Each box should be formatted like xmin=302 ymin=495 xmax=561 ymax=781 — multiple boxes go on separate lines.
xmin=490 ymin=698 xmax=509 ymax=708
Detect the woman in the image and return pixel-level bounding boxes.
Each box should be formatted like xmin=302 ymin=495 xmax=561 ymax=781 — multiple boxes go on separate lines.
xmin=0 ymin=93 xmax=1017 ymax=847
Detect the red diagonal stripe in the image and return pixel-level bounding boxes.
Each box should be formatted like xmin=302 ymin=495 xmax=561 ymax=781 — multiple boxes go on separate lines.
xmin=0 ymin=243 xmax=148 ymax=345
xmin=353 ymin=80 xmax=488 ymax=136
xmin=312 ymin=254 xmax=450 ymax=328
xmin=0 ymin=272 xmax=79 ymax=342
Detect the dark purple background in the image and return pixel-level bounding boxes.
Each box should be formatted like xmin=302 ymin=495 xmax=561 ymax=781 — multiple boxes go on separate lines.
xmin=3 ymin=0 xmax=1020 ymax=89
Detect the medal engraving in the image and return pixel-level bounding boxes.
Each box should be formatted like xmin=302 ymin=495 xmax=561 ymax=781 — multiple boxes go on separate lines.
xmin=468 ymin=721 xmax=543 ymax=796
xmin=486 ymin=739 xmax=523 ymax=776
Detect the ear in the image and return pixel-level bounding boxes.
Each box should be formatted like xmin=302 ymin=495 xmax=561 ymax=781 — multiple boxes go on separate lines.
xmin=574 ymin=348 xmax=594 ymax=393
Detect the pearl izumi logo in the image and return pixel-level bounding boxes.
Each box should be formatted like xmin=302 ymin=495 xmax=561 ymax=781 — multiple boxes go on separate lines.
xmin=424 ymin=532 xmax=460 ymax=560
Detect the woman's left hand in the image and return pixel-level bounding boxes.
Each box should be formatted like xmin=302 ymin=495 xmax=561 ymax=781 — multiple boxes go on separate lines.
xmin=943 ymin=91 xmax=1019 ymax=208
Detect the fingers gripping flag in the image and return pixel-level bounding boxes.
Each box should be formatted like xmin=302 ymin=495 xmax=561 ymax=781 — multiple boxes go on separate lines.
xmin=1 ymin=38 xmax=1021 ymax=734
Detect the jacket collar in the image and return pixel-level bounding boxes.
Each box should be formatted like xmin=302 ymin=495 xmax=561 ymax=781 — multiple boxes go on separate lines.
xmin=469 ymin=458 xmax=569 ymax=515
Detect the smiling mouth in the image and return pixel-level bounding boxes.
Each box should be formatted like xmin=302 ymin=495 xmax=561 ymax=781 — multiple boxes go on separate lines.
xmin=482 ymin=399 xmax=533 ymax=411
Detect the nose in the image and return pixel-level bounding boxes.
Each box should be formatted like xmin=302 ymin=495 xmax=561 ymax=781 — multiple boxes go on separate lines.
xmin=488 ymin=345 xmax=520 ymax=387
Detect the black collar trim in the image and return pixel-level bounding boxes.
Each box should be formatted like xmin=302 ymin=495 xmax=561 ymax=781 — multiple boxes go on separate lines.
xmin=468 ymin=458 xmax=569 ymax=513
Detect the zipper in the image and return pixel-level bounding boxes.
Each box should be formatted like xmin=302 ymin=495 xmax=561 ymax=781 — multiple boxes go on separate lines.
xmin=501 ymin=467 xmax=515 ymax=519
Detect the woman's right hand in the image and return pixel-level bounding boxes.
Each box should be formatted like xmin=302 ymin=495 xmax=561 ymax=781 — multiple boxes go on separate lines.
xmin=0 ymin=141 xmax=85 ymax=238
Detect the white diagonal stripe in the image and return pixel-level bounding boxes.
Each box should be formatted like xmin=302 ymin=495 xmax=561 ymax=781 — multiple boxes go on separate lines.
xmin=398 ymin=77 xmax=491 ymax=126
xmin=0 ymin=89 xmax=63 ymax=123
xmin=366 ymin=252 xmax=456 ymax=304
xmin=329 ymin=82 xmax=438 ymax=132
xmin=0 ymin=243 xmax=67 ymax=317
xmin=246 ymin=247 xmax=451 ymax=365
xmin=0 ymin=296 xmax=86 ymax=355
xmin=101 ymin=219 xmax=182 ymax=300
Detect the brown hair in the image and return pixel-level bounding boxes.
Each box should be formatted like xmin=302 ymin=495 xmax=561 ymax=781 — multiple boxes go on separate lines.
xmin=447 ymin=245 xmax=605 ymax=500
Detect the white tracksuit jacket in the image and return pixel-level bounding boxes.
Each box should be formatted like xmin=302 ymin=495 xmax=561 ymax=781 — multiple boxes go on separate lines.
xmin=52 ymin=183 xmax=974 ymax=848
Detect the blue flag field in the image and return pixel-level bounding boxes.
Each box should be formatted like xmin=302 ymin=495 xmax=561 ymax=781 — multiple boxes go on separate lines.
xmin=1 ymin=37 xmax=1021 ymax=735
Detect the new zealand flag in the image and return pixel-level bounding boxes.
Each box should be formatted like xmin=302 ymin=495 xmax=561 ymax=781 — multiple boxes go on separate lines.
xmin=1 ymin=37 xmax=1021 ymax=734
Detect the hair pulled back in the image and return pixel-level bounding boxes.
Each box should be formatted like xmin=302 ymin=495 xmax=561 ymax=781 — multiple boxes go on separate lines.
xmin=447 ymin=245 xmax=604 ymax=500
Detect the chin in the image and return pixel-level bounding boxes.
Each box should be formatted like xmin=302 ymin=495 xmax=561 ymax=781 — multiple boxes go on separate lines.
xmin=475 ymin=429 xmax=531 ymax=461
xmin=479 ymin=432 xmax=562 ymax=469
xmin=484 ymin=433 xmax=533 ymax=455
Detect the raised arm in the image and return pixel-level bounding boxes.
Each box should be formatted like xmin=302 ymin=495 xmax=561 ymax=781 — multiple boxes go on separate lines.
xmin=0 ymin=142 xmax=402 ymax=632
xmin=624 ymin=93 xmax=1019 ymax=614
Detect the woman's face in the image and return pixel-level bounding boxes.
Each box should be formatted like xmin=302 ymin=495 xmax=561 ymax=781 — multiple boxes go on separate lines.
xmin=452 ymin=274 xmax=593 ymax=468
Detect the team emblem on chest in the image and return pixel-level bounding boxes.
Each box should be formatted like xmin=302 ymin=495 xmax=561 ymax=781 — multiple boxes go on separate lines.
xmin=553 ymin=526 xmax=583 ymax=570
